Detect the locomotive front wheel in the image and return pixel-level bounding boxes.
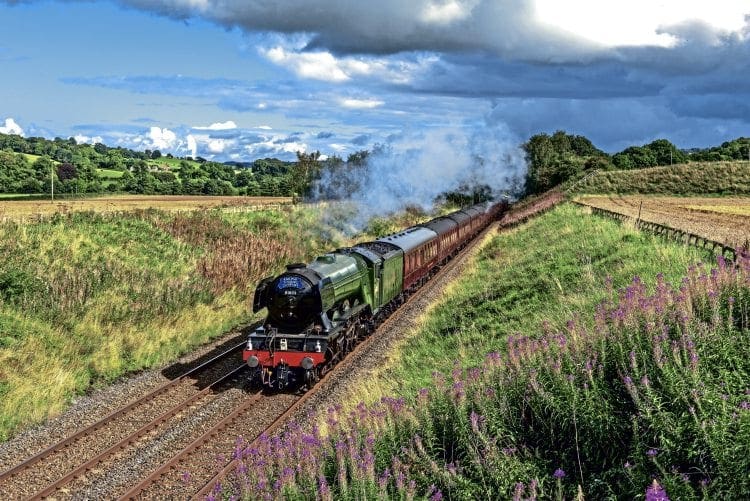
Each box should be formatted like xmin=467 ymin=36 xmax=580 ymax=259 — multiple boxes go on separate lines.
xmin=304 ymin=367 xmax=320 ymax=389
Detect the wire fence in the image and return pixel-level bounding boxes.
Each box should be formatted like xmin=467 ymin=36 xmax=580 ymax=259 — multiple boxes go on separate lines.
xmin=574 ymin=201 xmax=744 ymax=262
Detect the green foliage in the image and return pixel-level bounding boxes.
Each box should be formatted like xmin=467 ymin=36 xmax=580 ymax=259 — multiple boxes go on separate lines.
xmin=0 ymin=133 xmax=299 ymax=197
xmin=613 ymin=139 xmax=688 ymax=169
xmin=689 ymin=137 xmax=750 ymax=162
xmin=523 ymin=131 xmax=612 ymax=196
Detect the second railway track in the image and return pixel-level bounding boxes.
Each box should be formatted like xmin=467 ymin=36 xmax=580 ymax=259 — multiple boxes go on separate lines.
xmin=0 ymin=340 xmax=248 ymax=499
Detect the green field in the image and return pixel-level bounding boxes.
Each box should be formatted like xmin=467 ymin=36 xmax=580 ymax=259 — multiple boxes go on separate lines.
xmin=96 ymin=168 xmax=125 ymax=179
xmin=145 ymin=156 xmax=199 ymax=171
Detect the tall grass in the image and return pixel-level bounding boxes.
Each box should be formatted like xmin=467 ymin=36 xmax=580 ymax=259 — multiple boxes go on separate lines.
xmin=0 ymin=206 xmax=341 ymax=440
xmin=571 ymin=161 xmax=750 ymax=195
xmin=214 ymin=208 xmax=749 ymax=500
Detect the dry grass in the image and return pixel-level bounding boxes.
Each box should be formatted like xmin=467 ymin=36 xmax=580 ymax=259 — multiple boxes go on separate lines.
xmin=571 ymin=161 xmax=750 ymax=195
xmin=0 ymin=195 xmax=292 ymax=220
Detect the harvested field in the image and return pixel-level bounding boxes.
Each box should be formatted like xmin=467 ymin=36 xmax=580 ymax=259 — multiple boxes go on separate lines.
xmin=576 ymin=195 xmax=750 ymax=248
xmin=0 ymin=195 xmax=292 ymax=220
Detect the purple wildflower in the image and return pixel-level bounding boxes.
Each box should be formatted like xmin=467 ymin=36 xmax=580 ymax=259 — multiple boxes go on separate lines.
xmin=645 ymin=479 xmax=670 ymax=501
xmin=647 ymin=448 xmax=658 ymax=457
xmin=553 ymin=468 xmax=566 ymax=479
xmin=624 ymin=461 xmax=633 ymax=469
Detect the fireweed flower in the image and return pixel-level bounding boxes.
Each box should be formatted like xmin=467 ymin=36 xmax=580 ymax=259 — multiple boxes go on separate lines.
xmin=645 ymin=479 xmax=670 ymax=501
xmin=553 ymin=468 xmax=566 ymax=479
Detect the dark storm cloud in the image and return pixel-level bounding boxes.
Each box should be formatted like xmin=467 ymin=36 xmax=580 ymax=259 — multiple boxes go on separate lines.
xmin=114 ymin=0 xmax=599 ymax=61
xmin=666 ymin=94 xmax=750 ymax=121
xmin=485 ymin=96 xmax=749 ymax=152
xmin=350 ymin=134 xmax=370 ymax=146
xmin=206 ymin=130 xmax=243 ymax=139
xmin=272 ymin=133 xmax=302 ymax=145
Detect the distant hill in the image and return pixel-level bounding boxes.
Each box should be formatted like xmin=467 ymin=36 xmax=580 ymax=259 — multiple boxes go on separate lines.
xmin=0 ymin=133 xmax=296 ymax=197
xmin=569 ymin=161 xmax=750 ymax=195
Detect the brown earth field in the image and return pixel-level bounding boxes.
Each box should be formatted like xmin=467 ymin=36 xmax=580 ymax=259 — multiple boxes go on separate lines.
xmin=0 ymin=195 xmax=292 ymax=220
xmin=576 ymin=195 xmax=750 ymax=248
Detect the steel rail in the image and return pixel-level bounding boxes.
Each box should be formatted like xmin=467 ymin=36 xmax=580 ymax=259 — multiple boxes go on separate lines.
xmin=0 ymin=340 xmax=247 ymax=484
xmin=118 ymin=391 xmax=265 ymax=500
xmin=28 ymin=364 xmax=249 ymax=499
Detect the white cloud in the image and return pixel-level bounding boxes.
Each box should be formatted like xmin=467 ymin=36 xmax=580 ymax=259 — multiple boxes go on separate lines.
xmin=340 ymin=98 xmax=385 ymax=109
xmin=0 ymin=118 xmax=24 ymax=136
xmin=420 ymin=0 xmax=477 ymax=25
xmin=534 ymin=0 xmax=749 ymax=47
xmin=329 ymin=143 xmax=348 ymax=152
xmin=245 ymin=133 xmax=308 ymax=156
xmin=193 ymin=120 xmax=237 ymax=130
xmin=74 ymin=134 xmax=104 ymax=144
xmin=259 ymin=45 xmax=430 ymax=84
xmin=262 ymin=46 xmax=351 ymax=82
xmin=146 ymin=126 xmax=178 ymax=150
xmin=206 ymin=138 xmax=229 ymax=153
xmin=187 ymin=134 xmax=198 ymax=157
xmin=256 ymin=125 xmax=273 ymax=130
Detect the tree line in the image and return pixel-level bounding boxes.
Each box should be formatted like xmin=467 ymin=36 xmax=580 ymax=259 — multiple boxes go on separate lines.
xmin=523 ymin=133 xmax=750 ymax=195
xmin=1 ymin=131 xmax=748 ymax=199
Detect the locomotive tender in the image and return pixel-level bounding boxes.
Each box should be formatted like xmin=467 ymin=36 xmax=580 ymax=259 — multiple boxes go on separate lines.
xmin=244 ymin=201 xmax=508 ymax=390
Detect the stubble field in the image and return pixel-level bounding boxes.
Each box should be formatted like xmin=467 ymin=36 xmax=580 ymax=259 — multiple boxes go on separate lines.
xmin=576 ymin=195 xmax=750 ymax=248
xmin=0 ymin=195 xmax=292 ymax=220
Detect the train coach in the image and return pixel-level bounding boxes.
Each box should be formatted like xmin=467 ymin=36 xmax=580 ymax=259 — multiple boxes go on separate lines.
xmin=244 ymin=201 xmax=508 ymax=390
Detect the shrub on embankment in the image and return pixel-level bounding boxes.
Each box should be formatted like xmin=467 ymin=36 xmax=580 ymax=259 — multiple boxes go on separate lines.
xmin=571 ymin=161 xmax=750 ymax=195
xmin=214 ymin=205 xmax=749 ymax=499
xmin=0 ymin=207 xmax=339 ymax=440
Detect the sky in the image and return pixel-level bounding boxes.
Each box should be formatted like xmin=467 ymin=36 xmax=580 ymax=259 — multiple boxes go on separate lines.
xmin=1 ymin=0 xmax=749 ymax=163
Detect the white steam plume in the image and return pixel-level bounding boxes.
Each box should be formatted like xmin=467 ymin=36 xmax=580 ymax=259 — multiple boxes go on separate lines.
xmin=313 ymin=123 xmax=527 ymax=233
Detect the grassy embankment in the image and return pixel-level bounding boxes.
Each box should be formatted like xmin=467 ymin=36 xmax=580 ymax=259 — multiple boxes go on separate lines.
xmin=570 ymin=161 xmax=750 ymax=195
xmin=0 ymin=206 xmax=343 ymax=441
xmin=216 ymin=203 xmax=749 ymax=500
xmin=0 ymin=200 xmax=439 ymax=441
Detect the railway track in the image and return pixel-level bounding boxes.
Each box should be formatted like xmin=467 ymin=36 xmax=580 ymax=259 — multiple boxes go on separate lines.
xmin=0 ymin=341 xmax=247 ymax=499
xmin=187 ymin=220 xmax=501 ymax=499
xmin=0 ymin=217 xmax=502 ymax=499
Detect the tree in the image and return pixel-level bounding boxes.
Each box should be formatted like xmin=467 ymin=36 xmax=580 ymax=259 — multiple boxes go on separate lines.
xmin=523 ymin=131 xmax=609 ymax=195
xmin=56 ymin=162 xmax=77 ymax=182
xmin=291 ymin=150 xmax=321 ymax=197
xmin=347 ymin=150 xmax=369 ymax=166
